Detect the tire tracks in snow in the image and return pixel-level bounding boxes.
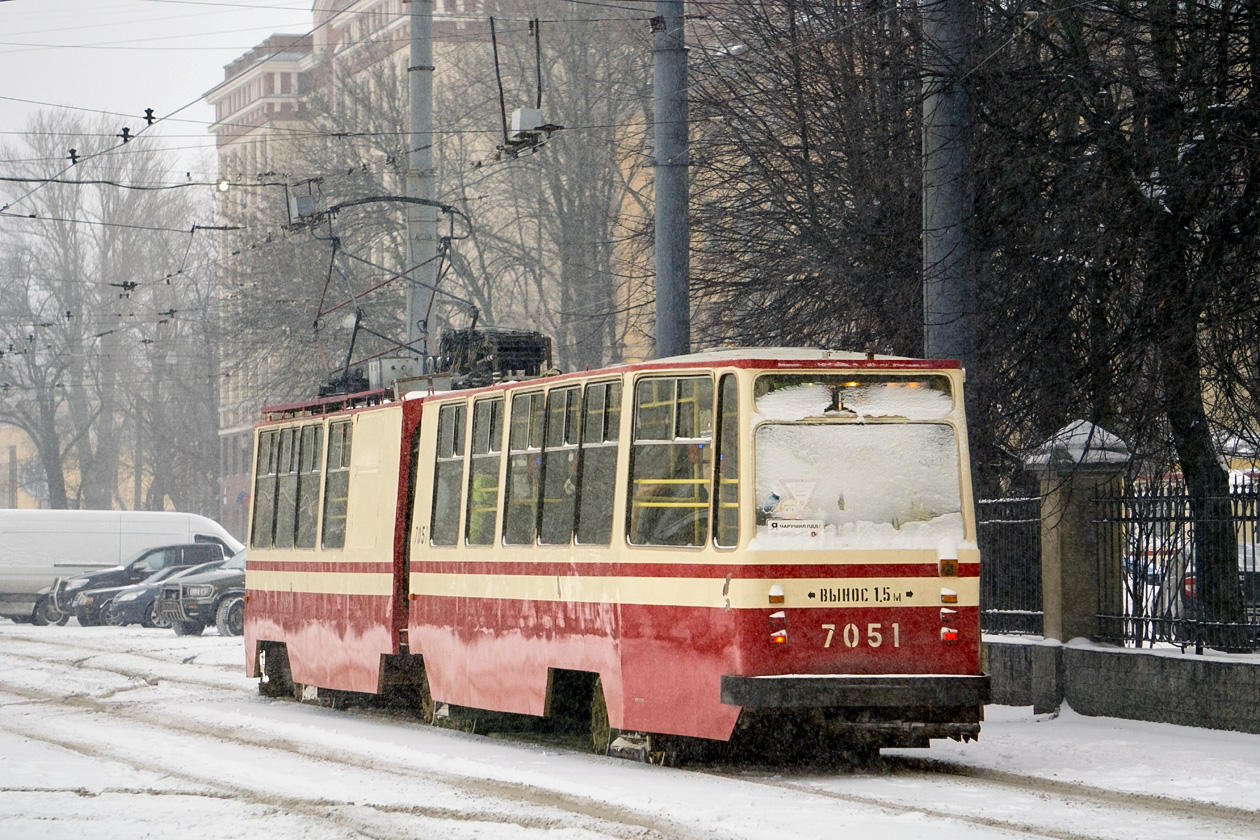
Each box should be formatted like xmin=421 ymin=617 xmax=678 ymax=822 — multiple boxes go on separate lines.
xmin=6 ymin=630 xmax=1259 ymax=839
xmin=0 ymin=642 xmax=692 ymax=840
xmin=710 ymin=756 xmax=1260 ymax=840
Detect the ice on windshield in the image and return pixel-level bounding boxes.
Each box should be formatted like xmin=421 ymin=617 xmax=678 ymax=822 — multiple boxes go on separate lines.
xmin=753 ymin=374 xmax=954 ymax=422
xmin=752 ymin=423 xmax=965 ymax=549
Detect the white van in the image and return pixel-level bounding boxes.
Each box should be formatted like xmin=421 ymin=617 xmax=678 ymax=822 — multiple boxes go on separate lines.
xmin=0 ymin=510 xmax=244 ymax=624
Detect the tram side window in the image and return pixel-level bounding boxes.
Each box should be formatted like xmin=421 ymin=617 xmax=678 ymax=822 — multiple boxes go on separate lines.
xmin=539 ymin=386 xmax=582 ymax=545
xmin=430 ymin=402 xmax=467 ymax=546
xmin=273 ymin=428 xmax=299 ymax=549
xmin=627 ymin=376 xmax=714 ymax=547
xmin=504 ymin=392 xmax=545 ymax=544
xmin=713 ymin=374 xmax=740 ymax=548
xmin=466 ymin=397 xmax=504 ymax=545
xmin=295 ymin=424 xmax=324 ymax=549
xmin=321 ymin=420 xmax=352 ymax=549
xmin=576 ymin=380 xmax=622 ymax=545
xmin=251 ymin=430 xmax=279 ymax=548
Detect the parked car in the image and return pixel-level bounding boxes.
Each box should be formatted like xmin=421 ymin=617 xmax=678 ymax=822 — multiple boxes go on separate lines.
xmin=52 ymin=543 xmax=230 ymax=626
xmin=0 ymin=510 xmax=241 ymax=625
xmin=102 ymin=559 xmax=230 ymax=628
xmin=154 ymin=549 xmax=246 ymax=636
xmin=1180 ymin=543 xmax=1260 ymax=621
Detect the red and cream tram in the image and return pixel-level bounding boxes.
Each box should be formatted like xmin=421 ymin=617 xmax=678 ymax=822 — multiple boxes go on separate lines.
xmin=243 ymin=349 xmax=990 ymax=753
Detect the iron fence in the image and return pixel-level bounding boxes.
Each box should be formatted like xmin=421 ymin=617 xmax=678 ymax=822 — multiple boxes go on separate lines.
xmin=1096 ymin=481 xmax=1260 ymax=651
xmin=977 ymin=497 xmax=1043 ymax=635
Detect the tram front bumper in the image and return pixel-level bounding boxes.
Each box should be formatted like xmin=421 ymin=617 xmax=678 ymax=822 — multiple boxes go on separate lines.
xmin=721 ymin=673 xmax=992 ymax=745
xmin=721 ymin=673 xmax=992 ymax=709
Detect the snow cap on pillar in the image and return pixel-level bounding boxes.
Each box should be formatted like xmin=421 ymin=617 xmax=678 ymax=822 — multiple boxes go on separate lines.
xmin=1023 ymin=420 xmax=1130 ymax=475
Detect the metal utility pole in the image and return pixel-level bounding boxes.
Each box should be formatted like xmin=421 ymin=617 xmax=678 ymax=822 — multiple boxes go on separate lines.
xmin=405 ymin=0 xmax=439 ymax=349
xmin=653 ymin=0 xmax=690 ymax=358
xmin=921 ymin=0 xmax=973 ymax=365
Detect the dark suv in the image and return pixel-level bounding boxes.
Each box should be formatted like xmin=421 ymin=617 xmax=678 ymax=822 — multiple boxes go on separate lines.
xmin=154 ymin=549 xmax=246 ymax=636
xmin=52 ymin=543 xmax=230 ymax=626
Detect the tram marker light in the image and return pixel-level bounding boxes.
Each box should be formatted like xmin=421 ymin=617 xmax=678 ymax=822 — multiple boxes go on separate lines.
xmin=940 ymin=588 xmax=958 ymax=604
xmin=940 ymin=627 xmax=959 ymax=643
xmin=770 ymin=630 xmax=787 ymax=645
xmin=768 ymin=584 xmax=785 ymax=605
xmin=939 ymin=558 xmax=958 ymax=576
xmin=940 ymin=607 xmax=957 ymax=622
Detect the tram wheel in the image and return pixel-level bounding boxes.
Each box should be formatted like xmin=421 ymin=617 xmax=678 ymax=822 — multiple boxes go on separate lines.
xmin=590 ymin=677 xmax=612 ymax=756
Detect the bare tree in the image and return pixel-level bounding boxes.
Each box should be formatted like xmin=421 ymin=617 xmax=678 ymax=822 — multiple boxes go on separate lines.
xmin=687 ymin=0 xmax=923 ymax=354
xmin=0 ymin=113 xmax=218 ymax=512
xmin=219 ymin=3 xmax=655 ymax=393
xmin=685 ymin=0 xmax=1260 ymax=640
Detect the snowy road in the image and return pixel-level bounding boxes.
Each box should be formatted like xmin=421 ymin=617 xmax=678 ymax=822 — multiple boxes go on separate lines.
xmin=1 ymin=624 xmax=1258 ymax=839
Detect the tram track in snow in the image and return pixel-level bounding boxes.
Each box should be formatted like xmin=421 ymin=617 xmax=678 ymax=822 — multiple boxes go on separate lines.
xmin=3 ymin=627 xmax=1259 ymax=840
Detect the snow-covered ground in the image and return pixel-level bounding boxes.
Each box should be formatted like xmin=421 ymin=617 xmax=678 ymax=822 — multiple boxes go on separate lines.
xmin=1 ymin=623 xmax=1258 ymax=839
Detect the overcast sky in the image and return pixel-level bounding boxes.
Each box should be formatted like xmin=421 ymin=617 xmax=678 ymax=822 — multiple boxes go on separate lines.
xmin=0 ymin=0 xmax=314 ymax=178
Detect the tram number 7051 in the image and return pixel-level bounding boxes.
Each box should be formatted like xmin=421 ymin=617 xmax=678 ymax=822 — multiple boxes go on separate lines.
xmin=821 ymin=622 xmax=901 ymax=649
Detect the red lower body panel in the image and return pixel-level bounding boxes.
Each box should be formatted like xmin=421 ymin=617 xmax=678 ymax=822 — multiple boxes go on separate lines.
xmin=408 ymin=596 xmax=980 ymax=741
xmin=245 ymin=589 xmax=396 ymax=694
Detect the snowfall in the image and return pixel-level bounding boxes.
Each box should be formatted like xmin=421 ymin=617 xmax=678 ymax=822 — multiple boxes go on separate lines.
xmin=2 ymin=623 xmax=1259 ymax=839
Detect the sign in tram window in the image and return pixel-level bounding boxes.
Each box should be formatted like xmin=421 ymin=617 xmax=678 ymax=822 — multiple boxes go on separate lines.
xmin=713 ymin=374 xmax=740 ymax=548
xmin=576 ymin=379 xmax=622 ymax=545
xmin=430 ymin=402 xmax=467 ymax=546
xmin=539 ymin=386 xmax=581 ymax=545
xmin=627 ymin=376 xmax=714 ymax=547
xmin=504 ymin=392 xmax=545 ymax=545
xmin=294 ymin=424 xmax=323 ymax=549
xmin=321 ymin=420 xmax=352 ymax=549
xmin=273 ymin=428 xmax=299 ymax=549
xmin=465 ymin=397 xmax=504 ymax=546
xmin=251 ymin=429 xmax=279 ymax=548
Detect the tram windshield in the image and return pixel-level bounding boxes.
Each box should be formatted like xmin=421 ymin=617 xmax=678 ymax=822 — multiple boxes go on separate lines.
xmin=752 ymin=374 xmax=963 ymax=549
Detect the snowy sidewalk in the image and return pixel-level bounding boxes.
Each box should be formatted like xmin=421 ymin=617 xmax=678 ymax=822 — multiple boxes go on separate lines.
xmin=895 ymin=703 xmax=1260 ymax=811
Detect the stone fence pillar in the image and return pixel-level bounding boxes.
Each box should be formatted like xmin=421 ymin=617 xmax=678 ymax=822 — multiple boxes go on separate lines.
xmin=1023 ymin=421 xmax=1130 ymax=642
